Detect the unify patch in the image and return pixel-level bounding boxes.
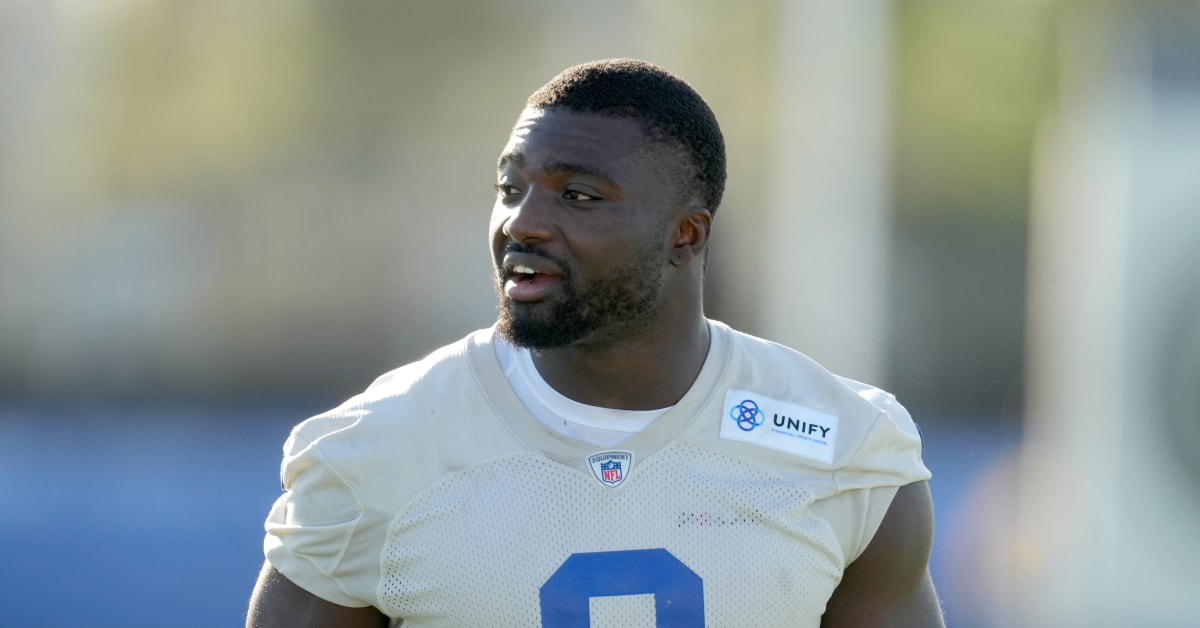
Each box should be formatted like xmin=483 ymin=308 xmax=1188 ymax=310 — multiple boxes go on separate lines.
xmin=719 ymin=389 xmax=839 ymax=464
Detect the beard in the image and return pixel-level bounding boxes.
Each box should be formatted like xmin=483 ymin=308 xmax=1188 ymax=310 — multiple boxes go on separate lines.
xmin=494 ymin=243 xmax=667 ymax=351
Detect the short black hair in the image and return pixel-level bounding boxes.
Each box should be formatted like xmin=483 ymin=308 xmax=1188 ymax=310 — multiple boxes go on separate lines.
xmin=526 ymin=58 xmax=726 ymax=214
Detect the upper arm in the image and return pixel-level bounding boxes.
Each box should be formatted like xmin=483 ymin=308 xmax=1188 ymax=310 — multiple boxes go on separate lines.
xmin=821 ymin=480 xmax=945 ymax=627
xmin=247 ymin=561 xmax=388 ymax=628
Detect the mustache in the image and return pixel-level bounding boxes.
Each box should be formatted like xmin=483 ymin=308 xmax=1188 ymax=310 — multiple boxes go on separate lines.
xmin=501 ymin=242 xmax=570 ymax=270
xmin=504 ymin=241 xmax=546 ymax=257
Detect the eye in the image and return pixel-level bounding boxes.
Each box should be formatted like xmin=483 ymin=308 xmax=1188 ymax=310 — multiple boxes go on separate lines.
xmin=562 ymin=189 xmax=599 ymax=202
xmin=495 ymin=182 xmax=522 ymax=199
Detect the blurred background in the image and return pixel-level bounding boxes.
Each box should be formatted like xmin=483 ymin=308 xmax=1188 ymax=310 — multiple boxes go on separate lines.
xmin=1 ymin=0 xmax=1197 ymax=626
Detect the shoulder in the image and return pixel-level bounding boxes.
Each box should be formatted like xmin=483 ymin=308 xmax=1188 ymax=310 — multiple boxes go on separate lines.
xmin=359 ymin=330 xmax=481 ymax=396
xmin=719 ymin=321 xmax=891 ymax=407
xmin=281 ymin=328 xmax=514 ymax=510
xmin=709 ymin=321 xmax=929 ymax=484
xmin=288 ymin=330 xmax=486 ymax=448
xmin=717 ymin=321 xmax=918 ymax=435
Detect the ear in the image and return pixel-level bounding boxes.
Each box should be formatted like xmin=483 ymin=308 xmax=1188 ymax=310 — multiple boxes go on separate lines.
xmin=670 ymin=207 xmax=713 ymax=267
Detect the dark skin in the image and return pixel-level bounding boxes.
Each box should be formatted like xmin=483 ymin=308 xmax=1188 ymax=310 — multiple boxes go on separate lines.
xmin=491 ymin=107 xmax=711 ymax=410
xmin=247 ymin=563 xmax=388 ymax=628
xmin=247 ymin=108 xmax=944 ymax=627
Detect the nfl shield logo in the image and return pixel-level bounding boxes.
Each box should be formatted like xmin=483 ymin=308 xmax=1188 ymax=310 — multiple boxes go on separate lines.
xmin=601 ymin=460 xmax=622 ymax=483
xmin=587 ymin=450 xmax=634 ymax=488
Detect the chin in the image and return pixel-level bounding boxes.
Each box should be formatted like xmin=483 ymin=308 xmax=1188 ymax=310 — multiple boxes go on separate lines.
xmin=496 ymin=310 xmax=588 ymax=351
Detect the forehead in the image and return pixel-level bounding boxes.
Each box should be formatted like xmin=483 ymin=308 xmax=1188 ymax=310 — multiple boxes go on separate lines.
xmin=498 ymin=107 xmax=655 ymax=173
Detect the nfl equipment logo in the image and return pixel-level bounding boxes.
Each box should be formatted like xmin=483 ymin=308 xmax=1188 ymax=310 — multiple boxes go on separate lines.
xmin=587 ymin=450 xmax=634 ymax=488
xmin=601 ymin=460 xmax=622 ymax=483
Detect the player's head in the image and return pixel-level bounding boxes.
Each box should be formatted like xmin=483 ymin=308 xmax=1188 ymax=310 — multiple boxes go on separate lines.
xmin=490 ymin=59 xmax=719 ymax=351
xmin=525 ymin=58 xmax=726 ymax=215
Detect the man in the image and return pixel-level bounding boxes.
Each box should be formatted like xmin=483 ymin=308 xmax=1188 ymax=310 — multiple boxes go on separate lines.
xmin=248 ymin=58 xmax=943 ymax=627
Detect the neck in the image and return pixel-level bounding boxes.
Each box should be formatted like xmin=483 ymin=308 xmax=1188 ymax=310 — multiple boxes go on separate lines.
xmin=530 ymin=315 xmax=711 ymax=411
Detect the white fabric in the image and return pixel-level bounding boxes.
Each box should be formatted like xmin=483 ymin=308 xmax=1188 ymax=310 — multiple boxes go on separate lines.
xmin=495 ymin=338 xmax=668 ymax=447
xmin=263 ymin=320 xmax=931 ymax=627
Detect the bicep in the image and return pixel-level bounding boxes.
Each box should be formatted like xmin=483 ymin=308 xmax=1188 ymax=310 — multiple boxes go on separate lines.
xmin=247 ymin=561 xmax=388 ymax=628
xmin=821 ymin=481 xmax=945 ymax=627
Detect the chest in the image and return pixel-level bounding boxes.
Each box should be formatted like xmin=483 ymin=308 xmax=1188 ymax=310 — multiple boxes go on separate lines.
xmin=375 ymin=447 xmax=845 ymax=627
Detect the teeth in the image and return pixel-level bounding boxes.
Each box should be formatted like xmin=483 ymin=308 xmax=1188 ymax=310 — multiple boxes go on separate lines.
xmin=513 ymin=265 xmax=537 ymax=275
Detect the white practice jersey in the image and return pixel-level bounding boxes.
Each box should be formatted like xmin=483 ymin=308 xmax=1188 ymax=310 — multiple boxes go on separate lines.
xmin=263 ymin=320 xmax=931 ymax=627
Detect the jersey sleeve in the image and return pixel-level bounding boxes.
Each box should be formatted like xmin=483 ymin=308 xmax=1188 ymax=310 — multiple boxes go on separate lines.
xmin=837 ymin=392 xmax=930 ymax=492
xmin=834 ymin=392 xmax=931 ymax=561
xmin=262 ymin=415 xmax=389 ymax=609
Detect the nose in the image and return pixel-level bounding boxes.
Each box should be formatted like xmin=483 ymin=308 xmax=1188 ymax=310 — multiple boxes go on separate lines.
xmin=500 ymin=188 xmax=554 ymax=244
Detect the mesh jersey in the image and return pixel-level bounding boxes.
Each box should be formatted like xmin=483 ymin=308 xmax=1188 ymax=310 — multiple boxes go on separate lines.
xmin=263 ymin=321 xmax=931 ymax=627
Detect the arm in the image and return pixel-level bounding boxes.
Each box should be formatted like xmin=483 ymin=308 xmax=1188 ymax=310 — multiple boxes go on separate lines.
xmin=247 ymin=561 xmax=389 ymax=628
xmin=821 ymin=480 xmax=945 ymax=627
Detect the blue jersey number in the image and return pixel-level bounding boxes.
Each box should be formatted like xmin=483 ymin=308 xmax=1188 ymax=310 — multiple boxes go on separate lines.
xmin=539 ymin=548 xmax=704 ymax=627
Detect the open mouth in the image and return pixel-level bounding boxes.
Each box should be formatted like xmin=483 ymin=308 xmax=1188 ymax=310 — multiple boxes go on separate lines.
xmin=502 ymin=259 xmax=564 ymax=301
xmin=499 ymin=251 xmax=565 ymax=301
xmin=512 ymin=264 xmax=539 ymax=283
xmin=504 ymin=260 xmax=563 ymax=285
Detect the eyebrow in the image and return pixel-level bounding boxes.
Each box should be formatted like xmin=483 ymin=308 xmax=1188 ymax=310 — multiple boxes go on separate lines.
xmin=497 ymin=152 xmax=619 ymax=188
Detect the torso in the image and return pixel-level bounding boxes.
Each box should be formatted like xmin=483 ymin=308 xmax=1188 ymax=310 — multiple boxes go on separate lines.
xmin=266 ymin=321 xmax=930 ymax=627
